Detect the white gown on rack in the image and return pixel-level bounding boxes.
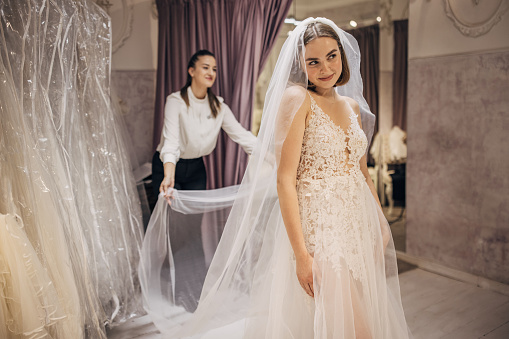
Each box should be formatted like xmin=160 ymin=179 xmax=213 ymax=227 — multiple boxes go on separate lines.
xmin=1 ymin=1 xmax=144 ymax=337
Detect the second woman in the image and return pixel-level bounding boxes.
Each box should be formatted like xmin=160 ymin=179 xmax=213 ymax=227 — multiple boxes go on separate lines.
xmin=152 ymin=49 xmax=256 ymax=196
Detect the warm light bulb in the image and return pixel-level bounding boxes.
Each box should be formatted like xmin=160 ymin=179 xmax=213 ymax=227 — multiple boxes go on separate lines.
xmin=349 ymin=20 xmax=358 ymax=27
xmin=376 ymin=16 xmax=382 ymax=22
xmin=284 ymin=17 xmax=302 ymax=26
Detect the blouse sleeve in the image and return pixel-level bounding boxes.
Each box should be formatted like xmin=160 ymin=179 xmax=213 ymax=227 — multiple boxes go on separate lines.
xmin=221 ymin=104 xmax=257 ymax=155
xmin=159 ymin=95 xmax=182 ymax=165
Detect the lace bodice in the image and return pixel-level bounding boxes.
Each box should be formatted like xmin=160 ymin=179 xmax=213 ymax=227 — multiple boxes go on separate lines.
xmin=296 ymin=94 xmax=368 ymax=182
xmin=295 ymin=93 xmax=375 ymax=283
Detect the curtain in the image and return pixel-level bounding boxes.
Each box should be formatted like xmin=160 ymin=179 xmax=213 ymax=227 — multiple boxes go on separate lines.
xmin=347 ymin=24 xmax=380 ymax=139
xmin=347 ymin=24 xmax=379 ymax=165
xmin=153 ymin=0 xmax=292 ymax=188
xmin=392 ymin=20 xmax=408 ymax=131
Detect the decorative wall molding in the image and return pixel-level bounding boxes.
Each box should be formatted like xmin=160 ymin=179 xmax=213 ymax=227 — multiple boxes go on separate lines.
xmin=380 ymin=0 xmax=393 ymax=33
xmin=444 ymin=0 xmax=509 ymax=37
xmin=96 ymin=0 xmax=134 ymax=54
xmin=151 ymin=0 xmax=158 ymax=19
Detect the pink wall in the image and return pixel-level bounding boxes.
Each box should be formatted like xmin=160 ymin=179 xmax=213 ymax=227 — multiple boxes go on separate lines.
xmin=111 ymin=70 xmax=156 ymax=165
xmin=406 ymin=50 xmax=509 ymax=284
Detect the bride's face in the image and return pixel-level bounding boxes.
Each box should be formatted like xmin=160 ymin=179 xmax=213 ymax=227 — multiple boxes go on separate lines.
xmin=304 ymin=37 xmax=342 ymax=90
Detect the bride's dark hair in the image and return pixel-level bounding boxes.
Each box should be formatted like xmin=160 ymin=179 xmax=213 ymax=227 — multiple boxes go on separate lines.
xmin=290 ymin=22 xmax=350 ymax=90
xmin=181 ymin=50 xmax=221 ymax=118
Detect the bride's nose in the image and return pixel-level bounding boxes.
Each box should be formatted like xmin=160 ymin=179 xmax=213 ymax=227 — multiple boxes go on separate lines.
xmin=320 ymin=63 xmax=331 ymax=74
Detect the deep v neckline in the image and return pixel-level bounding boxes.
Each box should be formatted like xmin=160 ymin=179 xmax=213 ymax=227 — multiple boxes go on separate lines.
xmin=308 ymin=93 xmax=356 ymax=137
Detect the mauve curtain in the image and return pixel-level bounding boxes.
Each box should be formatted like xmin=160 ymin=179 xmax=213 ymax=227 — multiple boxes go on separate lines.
xmin=392 ymin=20 xmax=408 ymax=131
xmin=347 ymin=24 xmax=380 ymax=141
xmin=153 ymin=0 xmax=292 ymax=188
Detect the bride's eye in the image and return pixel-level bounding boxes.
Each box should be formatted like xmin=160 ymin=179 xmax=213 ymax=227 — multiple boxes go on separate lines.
xmin=328 ymin=54 xmax=336 ymax=59
xmin=308 ymin=61 xmax=318 ymax=66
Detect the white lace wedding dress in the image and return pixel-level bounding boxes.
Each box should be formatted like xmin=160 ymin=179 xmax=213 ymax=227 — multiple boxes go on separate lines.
xmin=139 ymin=18 xmax=411 ymax=338
xmin=244 ymin=94 xmax=410 ymax=338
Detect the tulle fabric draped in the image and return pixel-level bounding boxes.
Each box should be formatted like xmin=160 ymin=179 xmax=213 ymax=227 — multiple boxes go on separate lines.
xmin=297 ymin=177 xmax=408 ymax=338
xmin=141 ymin=183 xmax=409 ymax=338
xmin=0 ymin=0 xmax=144 ymax=337
xmin=139 ymin=17 xmax=410 ymax=338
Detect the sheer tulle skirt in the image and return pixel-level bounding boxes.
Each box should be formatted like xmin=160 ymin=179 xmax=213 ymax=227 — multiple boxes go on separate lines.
xmin=243 ymin=175 xmax=409 ymax=338
xmin=140 ymin=176 xmax=410 ymax=338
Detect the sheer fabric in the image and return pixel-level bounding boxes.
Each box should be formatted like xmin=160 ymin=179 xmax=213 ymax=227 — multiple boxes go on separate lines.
xmin=0 ymin=0 xmax=144 ymax=337
xmin=0 ymin=213 xmax=81 ymax=338
xmin=140 ymin=17 xmax=410 ymax=338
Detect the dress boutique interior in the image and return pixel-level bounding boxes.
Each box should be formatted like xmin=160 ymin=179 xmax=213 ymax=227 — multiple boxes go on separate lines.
xmin=1 ymin=0 xmax=508 ymax=338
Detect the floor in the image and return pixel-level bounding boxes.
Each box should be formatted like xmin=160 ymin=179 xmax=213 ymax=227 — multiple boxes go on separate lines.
xmin=107 ymin=268 xmax=509 ymax=339
xmin=399 ymin=269 xmax=509 ymax=339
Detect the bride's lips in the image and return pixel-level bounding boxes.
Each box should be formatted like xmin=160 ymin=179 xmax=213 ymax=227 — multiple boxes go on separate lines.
xmin=318 ymin=74 xmax=334 ymax=81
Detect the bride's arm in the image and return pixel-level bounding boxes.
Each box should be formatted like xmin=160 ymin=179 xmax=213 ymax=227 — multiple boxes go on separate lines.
xmin=360 ymin=152 xmax=382 ymax=210
xmin=348 ymin=98 xmax=390 ymax=251
xmin=346 ymin=98 xmax=382 ymax=208
xmin=276 ymin=88 xmax=314 ymax=297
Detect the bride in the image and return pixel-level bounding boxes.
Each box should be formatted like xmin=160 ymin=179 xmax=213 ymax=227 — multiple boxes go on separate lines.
xmin=140 ymin=17 xmax=411 ymax=338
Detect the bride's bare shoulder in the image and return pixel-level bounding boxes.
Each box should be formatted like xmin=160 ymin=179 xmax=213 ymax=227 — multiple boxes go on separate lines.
xmin=283 ymin=85 xmax=307 ymax=98
xmin=281 ymin=85 xmax=310 ymax=110
xmin=342 ymin=96 xmax=361 ymax=117
xmin=342 ymin=96 xmax=359 ymax=110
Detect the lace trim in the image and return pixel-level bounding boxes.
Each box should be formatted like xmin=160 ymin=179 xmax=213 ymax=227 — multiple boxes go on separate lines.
xmin=297 ymin=178 xmax=377 ymax=282
xmin=296 ymin=94 xmax=368 ymax=182
xmin=296 ymin=93 xmax=373 ymax=281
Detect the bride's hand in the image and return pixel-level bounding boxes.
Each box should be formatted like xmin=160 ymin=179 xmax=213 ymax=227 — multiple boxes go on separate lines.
xmin=296 ymin=253 xmax=314 ymax=298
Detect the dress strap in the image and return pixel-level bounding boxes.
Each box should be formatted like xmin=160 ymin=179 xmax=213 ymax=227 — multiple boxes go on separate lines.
xmin=307 ymin=91 xmax=318 ymax=116
xmin=307 ymin=91 xmax=316 ymax=105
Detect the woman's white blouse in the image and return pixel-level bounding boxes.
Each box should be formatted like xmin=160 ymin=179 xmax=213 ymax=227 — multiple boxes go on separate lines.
xmin=157 ymin=89 xmax=257 ymax=165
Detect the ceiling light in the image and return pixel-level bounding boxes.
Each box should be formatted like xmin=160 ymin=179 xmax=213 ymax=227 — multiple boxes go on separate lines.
xmin=349 ymin=20 xmax=357 ymax=27
xmin=284 ymin=17 xmax=302 ymax=26
xmin=376 ymin=16 xmax=382 ymax=22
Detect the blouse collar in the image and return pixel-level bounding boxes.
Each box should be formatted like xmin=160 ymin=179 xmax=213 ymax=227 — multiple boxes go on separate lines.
xmin=188 ymin=87 xmax=208 ymax=104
